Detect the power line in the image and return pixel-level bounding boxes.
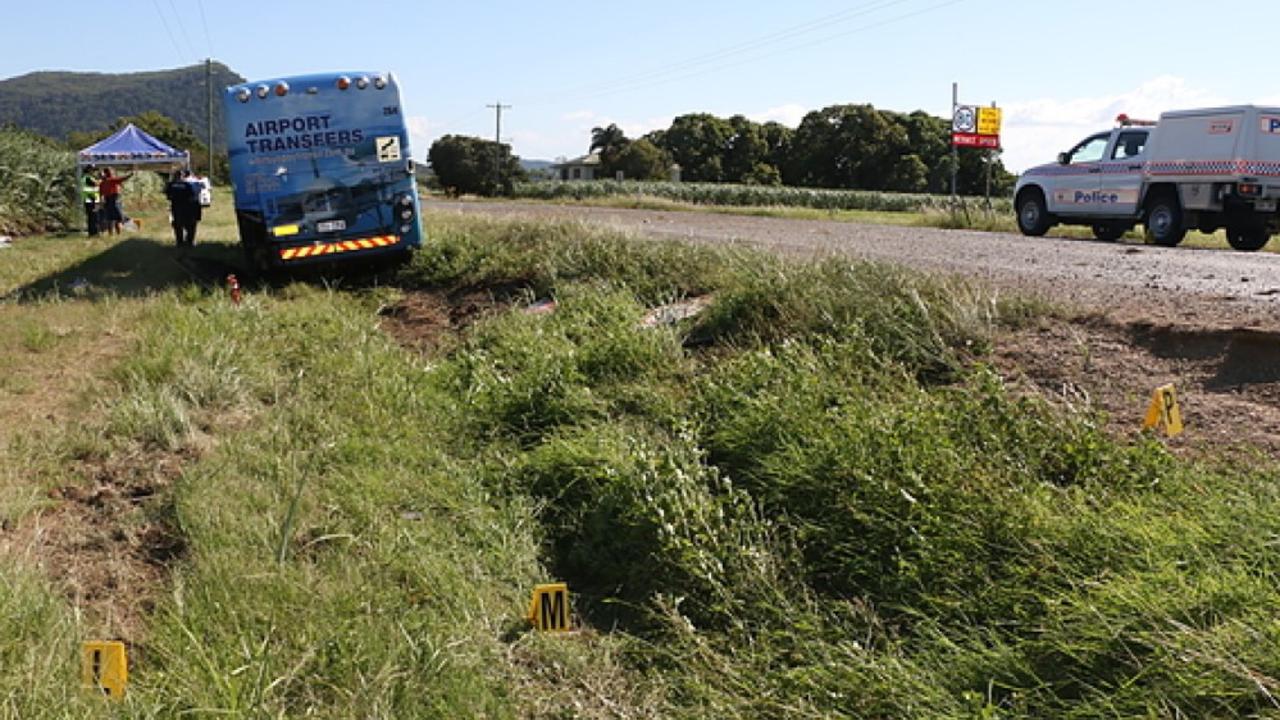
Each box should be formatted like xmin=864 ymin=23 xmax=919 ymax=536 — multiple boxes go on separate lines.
xmin=541 ymin=0 xmax=968 ymax=108
xmin=195 ymin=0 xmax=215 ymax=57
xmin=150 ymin=0 xmax=187 ymax=64
xmin=427 ymin=106 xmax=489 ymax=137
xmin=165 ymin=0 xmax=198 ymax=60
xmin=524 ymin=0 xmax=914 ymax=106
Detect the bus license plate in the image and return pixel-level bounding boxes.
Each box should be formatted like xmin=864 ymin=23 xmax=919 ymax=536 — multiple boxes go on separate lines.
xmin=318 ymin=220 xmax=346 ymax=233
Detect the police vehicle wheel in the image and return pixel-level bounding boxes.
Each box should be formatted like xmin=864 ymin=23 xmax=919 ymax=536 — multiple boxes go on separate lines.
xmin=1226 ymin=224 xmax=1270 ymax=252
xmin=1091 ymin=223 xmax=1126 ymax=242
xmin=1144 ymin=195 xmax=1185 ymax=247
xmin=1016 ymin=190 xmax=1051 ymax=236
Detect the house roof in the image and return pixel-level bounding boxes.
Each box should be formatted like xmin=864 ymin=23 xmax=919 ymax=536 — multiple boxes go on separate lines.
xmin=552 ymin=152 xmax=601 ymax=168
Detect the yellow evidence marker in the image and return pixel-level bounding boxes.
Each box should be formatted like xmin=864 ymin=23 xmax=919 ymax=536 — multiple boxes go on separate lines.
xmin=81 ymin=641 xmax=128 ymax=699
xmin=527 ymin=583 xmax=572 ymax=633
xmin=1142 ymin=384 xmax=1184 ymax=438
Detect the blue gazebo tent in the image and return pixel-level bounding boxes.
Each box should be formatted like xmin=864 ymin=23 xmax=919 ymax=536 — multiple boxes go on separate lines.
xmin=76 ymin=123 xmax=189 ymax=172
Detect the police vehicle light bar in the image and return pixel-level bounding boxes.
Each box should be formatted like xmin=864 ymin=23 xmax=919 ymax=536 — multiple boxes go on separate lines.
xmin=1116 ymin=113 xmax=1157 ymax=127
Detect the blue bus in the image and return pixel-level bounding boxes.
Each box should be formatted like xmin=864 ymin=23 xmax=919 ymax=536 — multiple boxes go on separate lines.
xmin=223 ymin=71 xmax=422 ymax=268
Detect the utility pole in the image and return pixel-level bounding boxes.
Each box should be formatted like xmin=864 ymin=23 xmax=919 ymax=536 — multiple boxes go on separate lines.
xmin=486 ymin=101 xmax=511 ymax=193
xmin=206 ymin=58 xmax=214 ymax=179
xmin=950 ymin=82 xmax=958 ymax=199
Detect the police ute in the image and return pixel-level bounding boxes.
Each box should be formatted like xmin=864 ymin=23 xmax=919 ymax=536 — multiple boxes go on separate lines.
xmin=1014 ymin=106 xmax=1280 ymax=251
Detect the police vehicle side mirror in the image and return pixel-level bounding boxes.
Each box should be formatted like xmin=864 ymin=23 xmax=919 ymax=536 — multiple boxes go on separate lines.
xmin=1057 ymin=152 xmax=1070 ymax=165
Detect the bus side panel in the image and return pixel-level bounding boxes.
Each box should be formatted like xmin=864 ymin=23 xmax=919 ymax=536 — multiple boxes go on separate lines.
xmin=223 ymin=73 xmax=421 ymax=265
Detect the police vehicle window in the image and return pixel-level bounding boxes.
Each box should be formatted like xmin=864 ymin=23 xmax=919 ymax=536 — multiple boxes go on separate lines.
xmin=1111 ymin=131 xmax=1148 ymax=159
xmin=1068 ymin=134 xmax=1110 ymax=164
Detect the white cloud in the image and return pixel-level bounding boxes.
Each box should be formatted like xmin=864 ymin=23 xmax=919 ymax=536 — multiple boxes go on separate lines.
xmin=749 ymin=103 xmax=808 ymax=127
xmin=1001 ymin=76 xmax=1225 ymax=172
xmin=405 ymin=115 xmax=443 ymax=160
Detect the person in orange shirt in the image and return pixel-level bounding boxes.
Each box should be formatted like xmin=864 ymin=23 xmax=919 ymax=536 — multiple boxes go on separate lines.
xmin=98 ymin=168 xmax=134 ymax=236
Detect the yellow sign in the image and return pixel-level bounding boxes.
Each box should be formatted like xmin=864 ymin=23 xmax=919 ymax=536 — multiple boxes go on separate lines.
xmin=527 ymin=583 xmax=571 ymax=633
xmin=1142 ymin=384 xmax=1184 ymax=437
xmin=81 ymin=641 xmax=128 ymax=699
xmin=977 ymin=107 xmax=1003 ymax=136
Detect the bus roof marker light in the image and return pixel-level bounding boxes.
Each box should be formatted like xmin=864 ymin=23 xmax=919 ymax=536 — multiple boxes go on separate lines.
xmin=236 ymin=88 xmax=251 ymax=103
xmin=374 ymin=76 xmax=387 ymax=90
xmin=255 ymin=85 xmax=269 ymax=99
xmin=356 ymin=76 xmax=369 ymax=90
xmin=336 ymin=76 xmax=351 ymax=90
xmin=274 ymin=82 xmax=289 ymax=97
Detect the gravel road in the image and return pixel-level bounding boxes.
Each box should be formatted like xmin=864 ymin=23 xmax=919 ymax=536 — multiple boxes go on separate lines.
xmin=431 ymin=200 xmax=1280 ymax=331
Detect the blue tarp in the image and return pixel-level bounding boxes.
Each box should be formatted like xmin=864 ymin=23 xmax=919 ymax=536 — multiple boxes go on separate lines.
xmin=76 ymin=123 xmax=189 ymax=169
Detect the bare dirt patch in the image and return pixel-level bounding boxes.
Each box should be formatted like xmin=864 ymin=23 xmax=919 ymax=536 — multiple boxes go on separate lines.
xmin=993 ymin=314 xmax=1280 ymax=458
xmin=378 ymin=286 xmax=537 ymax=353
xmin=3 ymin=442 xmax=191 ymax=647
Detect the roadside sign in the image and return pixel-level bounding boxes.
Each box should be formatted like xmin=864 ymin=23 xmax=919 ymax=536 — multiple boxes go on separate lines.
xmin=527 ymin=583 xmax=571 ymax=633
xmin=977 ymin=107 xmax=1002 ymax=136
xmin=81 ymin=641 xmax=127 ymax=699
xmin=1142 ymin=384 xmax=1184 ymax=437
xmin=952 ymin=133 xmax=1001 ymax=149
xmin=953 ymin=103 xmax=1001 ymax=149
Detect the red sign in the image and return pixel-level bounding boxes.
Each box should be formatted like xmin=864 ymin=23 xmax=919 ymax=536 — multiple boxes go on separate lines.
xmin=952 ymin=132 xmax=1000 ymax=149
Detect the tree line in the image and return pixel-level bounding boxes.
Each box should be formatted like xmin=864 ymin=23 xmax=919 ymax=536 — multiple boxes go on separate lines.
xmin=429 ymin=103 xmax=1015 ymax=197
xmin=0 ymin=63 xmax=242 ymax=151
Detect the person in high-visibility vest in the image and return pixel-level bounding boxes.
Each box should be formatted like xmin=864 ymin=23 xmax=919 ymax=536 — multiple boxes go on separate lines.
xmin=81 ymin=169 xmax=100 ymax=236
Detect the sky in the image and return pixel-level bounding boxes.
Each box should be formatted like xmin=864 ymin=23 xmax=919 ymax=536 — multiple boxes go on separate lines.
xmin=4 ymin=0 xmax=1280 ymax=172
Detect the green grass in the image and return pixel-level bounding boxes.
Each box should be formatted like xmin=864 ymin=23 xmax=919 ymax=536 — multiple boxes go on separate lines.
xmin=2 ymin=210 xmax=1279 ymax=717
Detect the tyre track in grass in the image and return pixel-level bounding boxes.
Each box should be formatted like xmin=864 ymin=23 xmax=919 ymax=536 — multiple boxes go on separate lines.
xmin=434 ymin=199 xmax=1280 ymax=459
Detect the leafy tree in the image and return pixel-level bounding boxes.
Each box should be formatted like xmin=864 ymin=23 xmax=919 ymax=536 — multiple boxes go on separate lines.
xmin=659 ymin=114 xmax=734 ymax=182
xmin=899 ymin=111 xmax=952 ymax=193
xmin=609 ymin=139 xmax=671 ymax=181
xmin=786 ymin=104 xmax=912 ymax=189
xmin=590 ymin=123 xmax=633 ymax=178
xmin=760 ymin=121 xmax=793 ymax=171
xmin=589 ymin=123 xmax=628 ymax=157
xmin=428 ymin=134 xmax=526 ymax=196
xmin=723 ymin=115 xmax=771 ymax=184
xmin=742 ymin=162 xmax=782 ymax=186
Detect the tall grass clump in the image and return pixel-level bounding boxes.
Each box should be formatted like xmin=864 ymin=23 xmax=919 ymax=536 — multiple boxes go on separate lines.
xmin=403 ymin=214 xmax=734 ymax=304
xmin=0 ymin=128 xmax=77 ymax=235
xmin=513 ymin=179 xmax=1013 ymax=215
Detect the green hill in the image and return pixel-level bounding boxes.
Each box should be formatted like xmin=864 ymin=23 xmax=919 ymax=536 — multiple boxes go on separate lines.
xmin=0 ymin=62 xmax=244 ymax=148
